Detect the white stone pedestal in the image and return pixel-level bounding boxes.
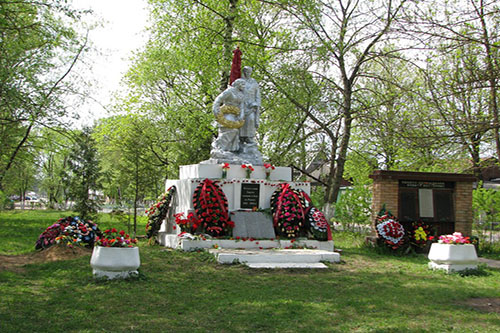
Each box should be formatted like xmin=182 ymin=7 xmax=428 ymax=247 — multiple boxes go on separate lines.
xmin=90 ymin=246 xmax=141 ymax=279
xmin=428 ymin=243 xmax=478 ymax=273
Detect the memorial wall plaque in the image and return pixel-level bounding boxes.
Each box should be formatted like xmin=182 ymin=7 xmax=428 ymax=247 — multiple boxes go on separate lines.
xmin=240 ymin=183 xmax=260 ymax=209
xmin=418 ymin=188 xmax=434 ymax=217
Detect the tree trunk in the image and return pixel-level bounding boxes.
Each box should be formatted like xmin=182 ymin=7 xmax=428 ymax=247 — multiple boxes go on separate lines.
xmin=475 ymin=0 xmax=500 ymax=161
xmin=219 ymin=0 xmax=238 ymax=92
xmin=327 ymin=86 xmax=353 ymax=204
xmin=329 ymin=112 xmax=353 ymax=203
xmin=0 ymin=122 xmax=33 ymax=190
xmin=133 ymin=156 xmax=139 ymax=237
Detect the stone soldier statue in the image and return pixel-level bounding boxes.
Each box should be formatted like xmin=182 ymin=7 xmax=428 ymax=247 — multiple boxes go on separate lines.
xmin=240 ymin=66 xmax=261 ymax=144
xmin=211 ymin=78 xmax=246 ymax=153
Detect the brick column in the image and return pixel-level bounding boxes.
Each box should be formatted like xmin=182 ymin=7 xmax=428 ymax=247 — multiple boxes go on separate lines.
xmin=454 ymin=182 xmax=473 ymax=236
xmin=371 ymin=179 xmax=399 ymax=231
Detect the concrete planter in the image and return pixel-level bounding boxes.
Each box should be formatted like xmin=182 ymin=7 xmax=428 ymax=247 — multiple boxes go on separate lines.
xmin=428 ymin=243 xmax=478 ymax=273
xmin=90 ymin=246 xmax=140 ymax=279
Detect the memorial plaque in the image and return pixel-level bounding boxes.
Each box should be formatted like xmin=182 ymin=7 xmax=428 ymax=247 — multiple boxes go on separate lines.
xmin=418 ymin=188 xmax=434 ymax=218
xmin=240 ymin=183 xmax=260 ymax=209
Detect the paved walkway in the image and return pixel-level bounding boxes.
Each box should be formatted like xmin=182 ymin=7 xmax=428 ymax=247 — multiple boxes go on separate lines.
xmin=478 ymin=257 xmax=500 ymax=268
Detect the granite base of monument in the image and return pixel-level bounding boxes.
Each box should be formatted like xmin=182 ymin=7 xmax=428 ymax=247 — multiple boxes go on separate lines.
xmin=231 ymin=211 xmax=276 ymax=239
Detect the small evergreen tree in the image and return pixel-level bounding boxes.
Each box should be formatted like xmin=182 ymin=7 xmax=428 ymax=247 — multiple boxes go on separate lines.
xmin=66 ymin=127 xmax=102 ymax=221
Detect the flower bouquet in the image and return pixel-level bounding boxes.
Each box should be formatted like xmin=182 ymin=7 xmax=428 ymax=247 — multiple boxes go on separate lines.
xmin=241 ymin=163 xmax=254 ymax=178
xmin=409 ymin=221 xmax=432 ymax=251
xmin=221 ymin=163 xmax=230 ymax=179
xmin=263 ymin=163 xmax=275 ymax=180
xmin=174 ymin=212 xmax=200 ymax=233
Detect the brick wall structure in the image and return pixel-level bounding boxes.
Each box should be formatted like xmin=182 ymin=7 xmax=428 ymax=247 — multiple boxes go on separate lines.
xmin=369 ymin=170 xmax=476 ymax=236
xmin=454 ymin=182 xmax=474 ymax=235
xmin=370 ymin=178 xmax=399 ymax=231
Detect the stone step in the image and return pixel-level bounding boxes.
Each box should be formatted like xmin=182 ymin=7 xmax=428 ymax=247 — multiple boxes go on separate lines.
xmin=209 ymin=249 xmax=341 ymax=265
xmin=158 ymin=233 xmax=334 ymax=252
xmin=247 ymin=262 xmax=328 ymax=269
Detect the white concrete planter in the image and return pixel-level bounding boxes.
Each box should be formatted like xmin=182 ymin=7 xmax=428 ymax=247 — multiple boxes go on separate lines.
xmin=90 ymin=246 xmax=140 ymax=279
xmin=428 ymin=243 xmax=478 ymax=273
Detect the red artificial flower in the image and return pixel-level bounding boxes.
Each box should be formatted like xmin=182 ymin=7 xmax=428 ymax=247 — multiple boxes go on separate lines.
xmin=111 ymin=228 xmax=117 ymax=233
xmin=119 ymin=230 xmax=125 ymax=236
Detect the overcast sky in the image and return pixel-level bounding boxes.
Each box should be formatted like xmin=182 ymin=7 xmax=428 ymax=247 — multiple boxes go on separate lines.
xmin=71 ymin=0 xmax=149 ymax=125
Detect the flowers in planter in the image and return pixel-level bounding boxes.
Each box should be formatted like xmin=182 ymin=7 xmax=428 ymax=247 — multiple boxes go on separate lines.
xmin=35 ymin=216 xmax=101 ymax=250
xmin=241 ymin=163 xmax=254 ymax=178
xmin=221 ymin=163 xmax=230 ymax=179
xmin=95 ymin=228 xmax=138 ymax=247
xmin=192 ymin=179 xmax=235 ymax=237
xmin=146 ymin=186 xmax=176 ymax=239
xmin=438 ymin=232 xmax=470 ymax=244
xmin=375 ymin=208 xmax=405 ymax=250
xmin=263 ymin=163 xmax=275 ymax=180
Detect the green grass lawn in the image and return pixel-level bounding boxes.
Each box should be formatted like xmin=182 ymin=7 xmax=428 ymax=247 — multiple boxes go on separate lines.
xmin=1 ymin=210 xmax=500 ymax=332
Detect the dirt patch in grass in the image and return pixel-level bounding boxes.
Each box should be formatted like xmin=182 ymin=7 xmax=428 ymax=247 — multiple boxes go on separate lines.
xmin=0 ymin=246 xmax=92 ymax=272
xmin=462 ymin=298 xmax=500 ymax=313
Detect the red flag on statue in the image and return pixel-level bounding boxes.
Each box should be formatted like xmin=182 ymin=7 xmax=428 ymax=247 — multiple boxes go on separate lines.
xmin=229 ymin=46 xmax=242 ymax=85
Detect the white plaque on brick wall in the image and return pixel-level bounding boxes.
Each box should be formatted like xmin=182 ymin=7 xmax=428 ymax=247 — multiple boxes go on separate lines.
xmin=418 ymin=188 xmax=434 ymax=217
